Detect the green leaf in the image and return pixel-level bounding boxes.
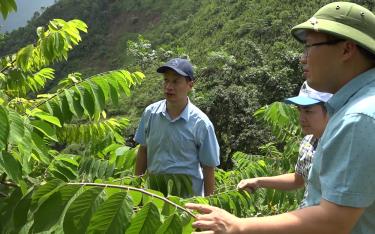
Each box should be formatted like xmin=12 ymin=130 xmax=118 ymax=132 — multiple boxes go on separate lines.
xmin=0 ymin=105 xmax=9 ymax=150
xmin=58 ymin=95 xmax=73 ymax=123
xmin=128 ymin=190 xmax=142 ymax=206
xmin=115 ymin=72 xmax=131 ymax=96
xmin=53 ymin=160 xmax=78 ymax=181
xmin=132 ymin=71 xmax=145 ymax=83
xmin=31 ymin=132 xmax=50 ymax=164
xmin=97 ymin=160 xmax=108 ymax=179
xmin=63 ymin=187 xmax=104 ymax=234
xmin=31 ymin=179 xmax=65 ymax=210
xmin=92 ymin=77 xmax=110 ymax=102
xmin=28 ymin=109 xmax=62 ymax=127
xmin=0 ymin=188 xmax=23 ymax=231
xmin=12 ymin=189 xmax=33 ymax=232
xmin=125 ymin=202 xmax=161 ymax=234
xmin=88 ymin=80 xmax=105 ymax=113
xmin=156 ymin=214 xmax=182 ymax=234
xmin=142 ymin=189 xmax=165 ymax=209
xmin=31 ymin=184 xmax=81 ymax=232
xmin=64 ymin=89 xmax=84 ymax=118
xmin=16 ymin=44 xmax=33 ymax=71
xmin=45 ymin=100 xmax=64 ymax=123
xmin=0 ymin=151 xmax=22 ymax=183
xmin=86 ymin=192 xmax=133 ymax=234
xmin=31 ymin=120 xmax=58 ymax=142
xmin=8 ymin=110 xmax=25 ymax=144
xmin=75 ymin=86 xmax=95 ymax=117
xmin=108 ymin=79 xmax=119 ymax=105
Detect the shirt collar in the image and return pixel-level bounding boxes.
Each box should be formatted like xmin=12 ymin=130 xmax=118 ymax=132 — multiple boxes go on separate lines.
xmin=325 ymin=67 xmax=375 ymax=116
xmin=156 ymin=99 xmax=191 ymax=122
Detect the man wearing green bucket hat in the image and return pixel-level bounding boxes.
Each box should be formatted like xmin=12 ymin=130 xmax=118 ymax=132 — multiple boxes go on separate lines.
xmin=185 ymin=2 xmax=375 ymax=233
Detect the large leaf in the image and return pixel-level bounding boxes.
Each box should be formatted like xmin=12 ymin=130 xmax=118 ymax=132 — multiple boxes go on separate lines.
xmin=8 ymin=110 xmax=25 ymax=144
xmin=88 ymin=80 xmax=105 ymax=114
xmin=0 ymin=188 xmax=23 ymax=231
xmin=0 ymin=105 xmax=9 ymax=150
xmin=31 ymin=120 xmax=58 ymax=142
xmin=64 ymin=89 xmax=84 ymax=118
xmin=63 ymin=187 xmax=104 ymax=234
xmin=28 ymin=108 xmax=62 ymax=127
xmin=12 ymin=189 xmax=33 ymax=233
xmin=86 ymin=192 xmax=133 ymax=234
xmin=31 ymin=179 xmax=65 ymax=211
xmin=125 ymin=202 xmax=162 ymax=234
xmin=92 ymin=77 xmax=110 ymax=103
xmin=75 ymin=85 xmax=95 ymax=118
xmin=0 ymin=0 xmax=17 ymax=19
xmin=156 ymin=214 xmax=182 ymax=234
xmin=31 ymin=184 xmax=81 ymax=232
xmin=0 ymin=151 xmax=22 ymax=183
xmin=58 ymin=95 xmax=74 ymax=123
xmin=30 ymin=132 xmax=50 ymax=164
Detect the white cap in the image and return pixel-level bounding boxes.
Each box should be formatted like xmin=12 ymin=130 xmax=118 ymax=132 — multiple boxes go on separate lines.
xmin=285 ymin=81 xmax=333 ymax=106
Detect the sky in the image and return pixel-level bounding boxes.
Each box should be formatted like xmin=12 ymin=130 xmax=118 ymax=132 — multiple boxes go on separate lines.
xmin=0 ymin=0 xmax=56 ymax=33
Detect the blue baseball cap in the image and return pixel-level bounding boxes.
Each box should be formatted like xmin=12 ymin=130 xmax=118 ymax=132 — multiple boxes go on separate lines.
xmin=157 ymin=58 xmax=194 ymax=80
xmin=285 ymin=81 xmax=333 ymax=106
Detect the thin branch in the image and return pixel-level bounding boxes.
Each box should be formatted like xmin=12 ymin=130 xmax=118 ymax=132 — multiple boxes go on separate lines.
xmin=68 ymin=182 xmax=197 ymax=218
xmin=0 ymin=181 xmax=19 ymax=188
xmin=0 ymin=59 xmax=15 ymax=74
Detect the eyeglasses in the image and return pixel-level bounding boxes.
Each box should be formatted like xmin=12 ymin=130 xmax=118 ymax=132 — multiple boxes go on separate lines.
xmin=302 ymin=39 xmax=345 ymax=58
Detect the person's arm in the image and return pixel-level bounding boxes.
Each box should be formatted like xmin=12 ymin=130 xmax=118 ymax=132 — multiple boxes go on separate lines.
xmin=135 ymin=145 xmax=147 ymax=176
xmin=186 ymin=199 xmax=364 ymax=234
xmin=202 ymin=165 xmax=215 ymax=196
xmin=237 ymin=173 xmax=304 ymax=193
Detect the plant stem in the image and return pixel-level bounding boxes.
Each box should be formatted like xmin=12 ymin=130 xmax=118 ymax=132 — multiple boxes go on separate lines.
xmin=67 ymin=182 xmax=197 ymax=218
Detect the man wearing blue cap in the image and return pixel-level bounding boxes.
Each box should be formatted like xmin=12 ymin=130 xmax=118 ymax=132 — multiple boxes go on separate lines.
xmin=134 ymin=58 xmax=220 ymax=197
xmin=237 ymin=82 xmax=331 ymax=208
xmin=186 ymin=2 xmax=375 ymax=233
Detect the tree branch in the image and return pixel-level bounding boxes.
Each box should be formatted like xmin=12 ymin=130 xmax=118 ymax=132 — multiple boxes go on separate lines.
xmin=67 ymin=182 xmax=197 ymax=218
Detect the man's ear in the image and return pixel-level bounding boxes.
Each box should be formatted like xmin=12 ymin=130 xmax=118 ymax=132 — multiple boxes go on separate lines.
xmin=188 ymin=80 xmax=194 ymax=88
xmin=341 ymin=41 xmax=357 ymax=61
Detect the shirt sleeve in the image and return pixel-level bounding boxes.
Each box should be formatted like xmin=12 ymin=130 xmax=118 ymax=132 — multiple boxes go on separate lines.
xmin=197 ymin=122 xmax=220 ymax=167
xmin=320 ymin=113 xmax=375 ymax=208
xmin=134 ymin=109 xmax=149 ymax=146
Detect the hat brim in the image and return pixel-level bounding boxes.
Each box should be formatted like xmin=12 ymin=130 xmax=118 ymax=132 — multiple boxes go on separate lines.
xmin=291 ymin=18 xmax=375 ymax=55
xmin=284 ymin=96 xmax=322 ymax=106
xmin=157 ymin=66 xmax=189 ymax=78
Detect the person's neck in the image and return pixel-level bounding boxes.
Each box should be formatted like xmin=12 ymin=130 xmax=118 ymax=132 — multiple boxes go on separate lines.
xmin=166 ymin=98 xmax=188 ymax=120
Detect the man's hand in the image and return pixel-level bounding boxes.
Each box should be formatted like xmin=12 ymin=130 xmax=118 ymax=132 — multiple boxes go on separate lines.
xmin=185 ymin=203 xmax=242 ymax=234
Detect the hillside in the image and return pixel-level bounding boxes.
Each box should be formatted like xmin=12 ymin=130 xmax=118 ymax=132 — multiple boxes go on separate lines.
xmin=0 ymin=0 xmax=374 ymax=162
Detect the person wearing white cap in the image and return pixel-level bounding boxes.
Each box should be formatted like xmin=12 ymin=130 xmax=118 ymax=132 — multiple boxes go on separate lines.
xmin=237 ymin=81 xmax=332 ymax=208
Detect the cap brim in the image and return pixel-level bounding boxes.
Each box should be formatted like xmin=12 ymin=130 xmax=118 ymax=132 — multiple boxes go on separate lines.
xmin=156 ymin=66 xmax=188 ymax=77
xmin=284 ymin=96 xmax=321 ymax=106
xmin=291 ymin=18 xmax=375 ymax=55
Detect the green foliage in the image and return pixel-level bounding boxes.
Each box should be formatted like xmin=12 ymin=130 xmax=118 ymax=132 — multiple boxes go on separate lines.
xmin=147 ymin=174 xmax=193 ymax=198
xmin=0 ymin=0 xmax=17 ymax=19
xmin=0 ymin=1 xmax=326 ymax=233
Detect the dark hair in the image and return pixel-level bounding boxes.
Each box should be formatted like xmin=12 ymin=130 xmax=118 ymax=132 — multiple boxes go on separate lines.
xmin=317 ymin=102 xmax=328 ymax=113
xmin=358 ymin=46 xmax=375 ymax=63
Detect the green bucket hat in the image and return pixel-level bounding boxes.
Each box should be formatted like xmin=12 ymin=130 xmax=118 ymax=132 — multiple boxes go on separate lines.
xmin=291 ymin=2 xmax=375 ymax=55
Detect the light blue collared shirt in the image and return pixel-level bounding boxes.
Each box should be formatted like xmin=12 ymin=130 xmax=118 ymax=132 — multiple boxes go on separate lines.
xmin=305 ymin=68 xmax=375 ymax=234
xmin=134 ymin=99 xmax=220 ymax=196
